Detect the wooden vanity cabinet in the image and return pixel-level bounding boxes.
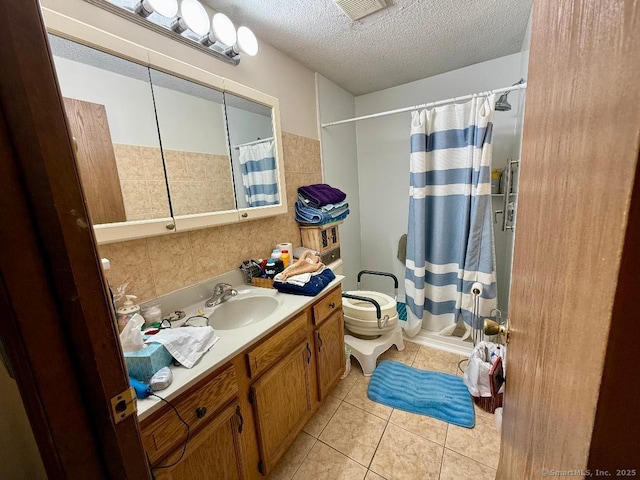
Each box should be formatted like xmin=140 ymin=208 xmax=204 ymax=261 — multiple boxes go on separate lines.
xmin=249 ymin=340 xmax=313 ymax=475
xmin=153 ymin=399 xmax=247 ymax=480
xmin=140 ymin=284 xmax=345 ymax=480
xmin=314 ymin=309 xmax=345 ymax=401
xmin=312 ymin=286 xmax=346 ymax=401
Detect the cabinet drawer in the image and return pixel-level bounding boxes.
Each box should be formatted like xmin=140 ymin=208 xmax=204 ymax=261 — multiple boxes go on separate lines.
xmin=246 ymin=311 xmax=308 ymax=378
xmin=142 ymin=364 xmax=239 ymax=465
xmin=312 ymin=286 xmax=342 ymax=326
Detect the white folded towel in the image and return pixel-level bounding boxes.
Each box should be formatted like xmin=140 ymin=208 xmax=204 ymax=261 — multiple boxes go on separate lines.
xmin=274 ymin=265 xmax=326 ymax=286
xmin=145 ymin=327 xmax=219 ymax=368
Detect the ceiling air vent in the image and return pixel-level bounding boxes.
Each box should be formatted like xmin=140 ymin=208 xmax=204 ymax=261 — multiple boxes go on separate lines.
xmin=334 ymin=0 xmax=387 ymax=21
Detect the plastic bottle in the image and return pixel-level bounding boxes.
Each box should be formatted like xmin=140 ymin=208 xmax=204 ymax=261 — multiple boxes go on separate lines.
xmin=280 ymin=249 xmax=290 ymax=268
xmin=270 ymin=249 xmax=282 ymax=261
xmin=265 ymin=259 xmax=277 ymax=279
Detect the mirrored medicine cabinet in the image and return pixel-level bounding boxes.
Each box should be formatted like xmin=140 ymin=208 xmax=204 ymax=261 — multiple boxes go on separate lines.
xmin=45 ymin=11 xmax=286 ymax=245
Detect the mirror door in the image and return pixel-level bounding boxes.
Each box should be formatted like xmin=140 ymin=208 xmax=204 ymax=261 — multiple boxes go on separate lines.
xmin=148 ymin=68 xmax=237 ymax=231
xmin=49 ymin=34 xmax=173 ymax=242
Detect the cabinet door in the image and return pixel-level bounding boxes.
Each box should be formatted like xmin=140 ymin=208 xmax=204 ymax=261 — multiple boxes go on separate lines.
xmin=153 ymin=400 xmax=247 ymax=480
xmin=315 ymin=309 xmax=345 ymax=401
xmin=250 ymin=341 xmax=312 ymax=474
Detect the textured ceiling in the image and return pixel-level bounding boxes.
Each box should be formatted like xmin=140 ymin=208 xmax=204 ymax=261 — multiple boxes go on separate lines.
xmin=204 ymin=0 xmax=532 ymax=96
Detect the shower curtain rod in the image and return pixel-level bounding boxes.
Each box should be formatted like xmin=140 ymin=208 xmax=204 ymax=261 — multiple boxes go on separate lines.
xmin=233 ymin=137 xmax=274 ymax=150
xmin=321 ymin=82 xmax=528 ymax=127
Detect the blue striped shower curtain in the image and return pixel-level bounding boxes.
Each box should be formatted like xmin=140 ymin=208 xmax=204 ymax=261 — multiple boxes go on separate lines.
xmin=404 ymin=95 xmax=498 ymax=337
xmin=238 ymin=140 xmax=279 ymax=207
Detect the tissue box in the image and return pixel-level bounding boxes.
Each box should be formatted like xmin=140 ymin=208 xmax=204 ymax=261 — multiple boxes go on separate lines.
xmin=124 ymin=342 xmax=173 ymax=382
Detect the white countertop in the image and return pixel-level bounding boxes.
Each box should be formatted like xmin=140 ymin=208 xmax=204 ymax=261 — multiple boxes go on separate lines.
xmin=137 ymin=275 xmax=344 ymax=421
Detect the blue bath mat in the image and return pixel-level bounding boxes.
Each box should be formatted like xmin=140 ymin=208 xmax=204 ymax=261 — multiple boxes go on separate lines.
xmin=368 ymin=361 xmax=475 ymax=428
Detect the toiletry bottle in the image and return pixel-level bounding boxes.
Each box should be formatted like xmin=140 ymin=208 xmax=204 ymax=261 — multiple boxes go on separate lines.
xmin=117 ymin=295 xmax=140 ymax=332
xmin=100 ymin=258 xmax=119 ymax=314
xmin=280 ymin=249 xmax=290 ymax=268
xmin=265 ymin=259 xmax=277 ymax=279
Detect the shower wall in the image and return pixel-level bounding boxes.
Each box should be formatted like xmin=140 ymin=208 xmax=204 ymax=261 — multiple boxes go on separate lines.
xmin=353 ymin=53 xmax=525 ymax=320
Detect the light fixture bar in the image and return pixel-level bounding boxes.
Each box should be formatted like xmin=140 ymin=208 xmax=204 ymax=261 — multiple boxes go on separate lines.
xmin=84 ymin=0 xmax=240 ymax=66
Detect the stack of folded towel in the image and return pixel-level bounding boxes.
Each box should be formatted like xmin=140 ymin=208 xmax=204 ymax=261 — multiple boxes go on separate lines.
xmin=295 ymin=184 xmax=350 ymax=226
xmin=273 ymin=268 xmax=336 ymax=296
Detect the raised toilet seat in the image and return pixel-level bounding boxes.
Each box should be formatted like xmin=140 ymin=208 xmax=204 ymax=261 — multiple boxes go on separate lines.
xmin=342 ymin=271 xmax=404 ymax=375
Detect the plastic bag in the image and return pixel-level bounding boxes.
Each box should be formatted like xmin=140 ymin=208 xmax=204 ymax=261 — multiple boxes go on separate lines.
xmin=463 ymin=341 xmax=506 ymax=397
xmin=119 ymin=313 xmax=146 ymax=352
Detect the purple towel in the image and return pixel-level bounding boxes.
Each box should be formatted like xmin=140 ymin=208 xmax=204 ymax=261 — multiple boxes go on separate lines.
xmin=298 ymin=184 xmax=346 ymax=208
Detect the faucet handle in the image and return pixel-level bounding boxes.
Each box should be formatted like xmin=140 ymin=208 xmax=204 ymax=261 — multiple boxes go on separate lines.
xmin=213 ymin=282 xmax=232 ymax=294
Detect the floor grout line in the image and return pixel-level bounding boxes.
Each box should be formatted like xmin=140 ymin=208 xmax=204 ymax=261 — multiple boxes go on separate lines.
xmin=366 ymin=418 xmax=391 ymax=472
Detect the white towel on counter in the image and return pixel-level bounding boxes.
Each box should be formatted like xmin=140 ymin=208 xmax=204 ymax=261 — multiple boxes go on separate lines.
xmin=145 ymin=327 xmax=219 ymax=369
xmin=274 ymin=265 xmax=327 ymax=286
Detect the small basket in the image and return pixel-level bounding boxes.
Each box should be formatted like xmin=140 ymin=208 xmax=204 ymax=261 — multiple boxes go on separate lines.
xmin=473 ymin=355 xmax=505 ymax=414
xmin=251 ymin=277 xmax=275 ymax=289
xmin=473 ymin=393 xmax=503 ymax=414
xmin=239 ymin=260 xmax=262 ymax=285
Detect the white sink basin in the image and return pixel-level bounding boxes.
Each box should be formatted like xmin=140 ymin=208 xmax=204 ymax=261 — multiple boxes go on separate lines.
xmin=208 ymin=294 xmax=281 ymax=330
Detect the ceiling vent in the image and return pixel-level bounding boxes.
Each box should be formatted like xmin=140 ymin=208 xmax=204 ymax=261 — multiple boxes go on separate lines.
xmin=334 ymin=0 xmax=387 ymax=21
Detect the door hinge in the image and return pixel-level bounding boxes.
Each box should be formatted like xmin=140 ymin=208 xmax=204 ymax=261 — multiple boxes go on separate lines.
xmin=110 ymin=386 xmax=137 ymax=424
xmin=258 ymin=460 xmax=265 ymax=475
xmin=248 ymin=389 xmax=254 ymax=404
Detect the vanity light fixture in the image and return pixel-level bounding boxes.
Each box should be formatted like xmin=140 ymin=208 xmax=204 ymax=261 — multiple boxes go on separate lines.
xmin=170 ymin=0 xmax=210 ymax=36
xmin=86 ymin=0 xmax=260 ymax=65
xmin=201 ymin=12 xmax=237 ymax=48
xmin=236 ymin=26 xmax=258 ymax=56
xmin=135 ymin=0 xmax=178 ymax=18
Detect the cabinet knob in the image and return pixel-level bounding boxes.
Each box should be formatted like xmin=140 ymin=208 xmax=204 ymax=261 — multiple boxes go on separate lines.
xmin=166 ymin=223 xmax=176 ymax=230
xmin=329 ymin=302 xmax=335 ymax=309
xmin=241 ymin=212 xmax=248 ymax=218
xmin=195 ymin=406 xmax=207 ymax=419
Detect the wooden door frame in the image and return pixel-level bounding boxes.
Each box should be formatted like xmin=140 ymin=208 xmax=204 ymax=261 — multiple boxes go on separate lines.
xmin=0 ymin=0 xmax=150 ymax=478
xmin=499 ymin=0 xmax=640 ymax=476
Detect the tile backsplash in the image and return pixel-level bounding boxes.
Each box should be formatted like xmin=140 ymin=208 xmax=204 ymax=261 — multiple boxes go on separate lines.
xmin=100 ymin=132 xmax=322 ymax=303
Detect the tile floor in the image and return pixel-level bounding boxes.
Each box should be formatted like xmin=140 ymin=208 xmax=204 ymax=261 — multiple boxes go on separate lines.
xmin=266 ymin=342 xmax=500 ymax=480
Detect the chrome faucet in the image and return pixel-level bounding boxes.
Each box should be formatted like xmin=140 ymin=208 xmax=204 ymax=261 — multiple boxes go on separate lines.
xmin=205 ymin=283 xmax=238 ymax=308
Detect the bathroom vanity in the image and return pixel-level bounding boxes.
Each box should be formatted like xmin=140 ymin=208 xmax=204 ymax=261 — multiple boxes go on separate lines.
xmin=138 ymin=281 xmax=345 ymax=479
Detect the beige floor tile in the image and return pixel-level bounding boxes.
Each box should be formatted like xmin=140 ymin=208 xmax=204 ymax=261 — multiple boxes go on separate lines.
xmin=473 ymin=402 xmax=497 ymax=421
xmin=365 ymin=470 xmax=387 ymax=480
xmin=456 ymin=355 xmax=469 ymax=377
xmin=377 ymin=341 xmax=420 ymax=366
xmin=319 ymin=402 xmax=387 ymax=467
xmin=388 ymin=409 xmax=448 ymax=446
xmin=439 ymin=449 xmax=496 ymax=480
xmin=344 ymin=379 xmax=393 ymax=420
xmin=412 ymin=346 xmax=460 ymax=375
xmin=303 ymin=395 xmax=342 ymax=437
xmin=329 ymin=366 xmax=360 ymax=400
xmin=369 ymin=423 xmax=443 ymax=480
xmin=445 ymin=415 xmax=501 ymax=469
xmin=292 ymin=442 xmax=367 ymax=480
xmin=267 ymin=431 xmax=316 ymax=480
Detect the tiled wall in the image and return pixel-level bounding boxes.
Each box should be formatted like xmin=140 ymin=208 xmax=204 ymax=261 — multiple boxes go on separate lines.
xmin=112 ymin=144 xmax=235 ymax=220
xmin=112 ymin=144 xmax=170 ymax=221
xmin=100 ymin=132 xmax=322 ymax=303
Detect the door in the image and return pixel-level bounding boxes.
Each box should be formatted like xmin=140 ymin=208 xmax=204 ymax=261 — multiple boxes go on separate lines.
xmin=63 ymin=97 xmax=127 ymax=224
xmin=154 ymin=401 xmax=247 ymax=480
xmin=498 ymin=0 xmax=640 ymax=477
xmin=0 ymin=1 xmax=150 ymax=478
xmin=250 ymin=341 xmax=312 ymax=475
xmin=315 ymin=310 xmax=345 ymax=400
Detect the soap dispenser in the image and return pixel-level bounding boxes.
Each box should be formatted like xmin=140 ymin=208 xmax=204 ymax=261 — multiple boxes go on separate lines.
xmin=117 ymin=295 xmax=141 ymax=332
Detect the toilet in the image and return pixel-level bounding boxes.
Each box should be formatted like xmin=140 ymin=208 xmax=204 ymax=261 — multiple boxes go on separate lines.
xmin=328 ymin=264 xmax=404 ymax=376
